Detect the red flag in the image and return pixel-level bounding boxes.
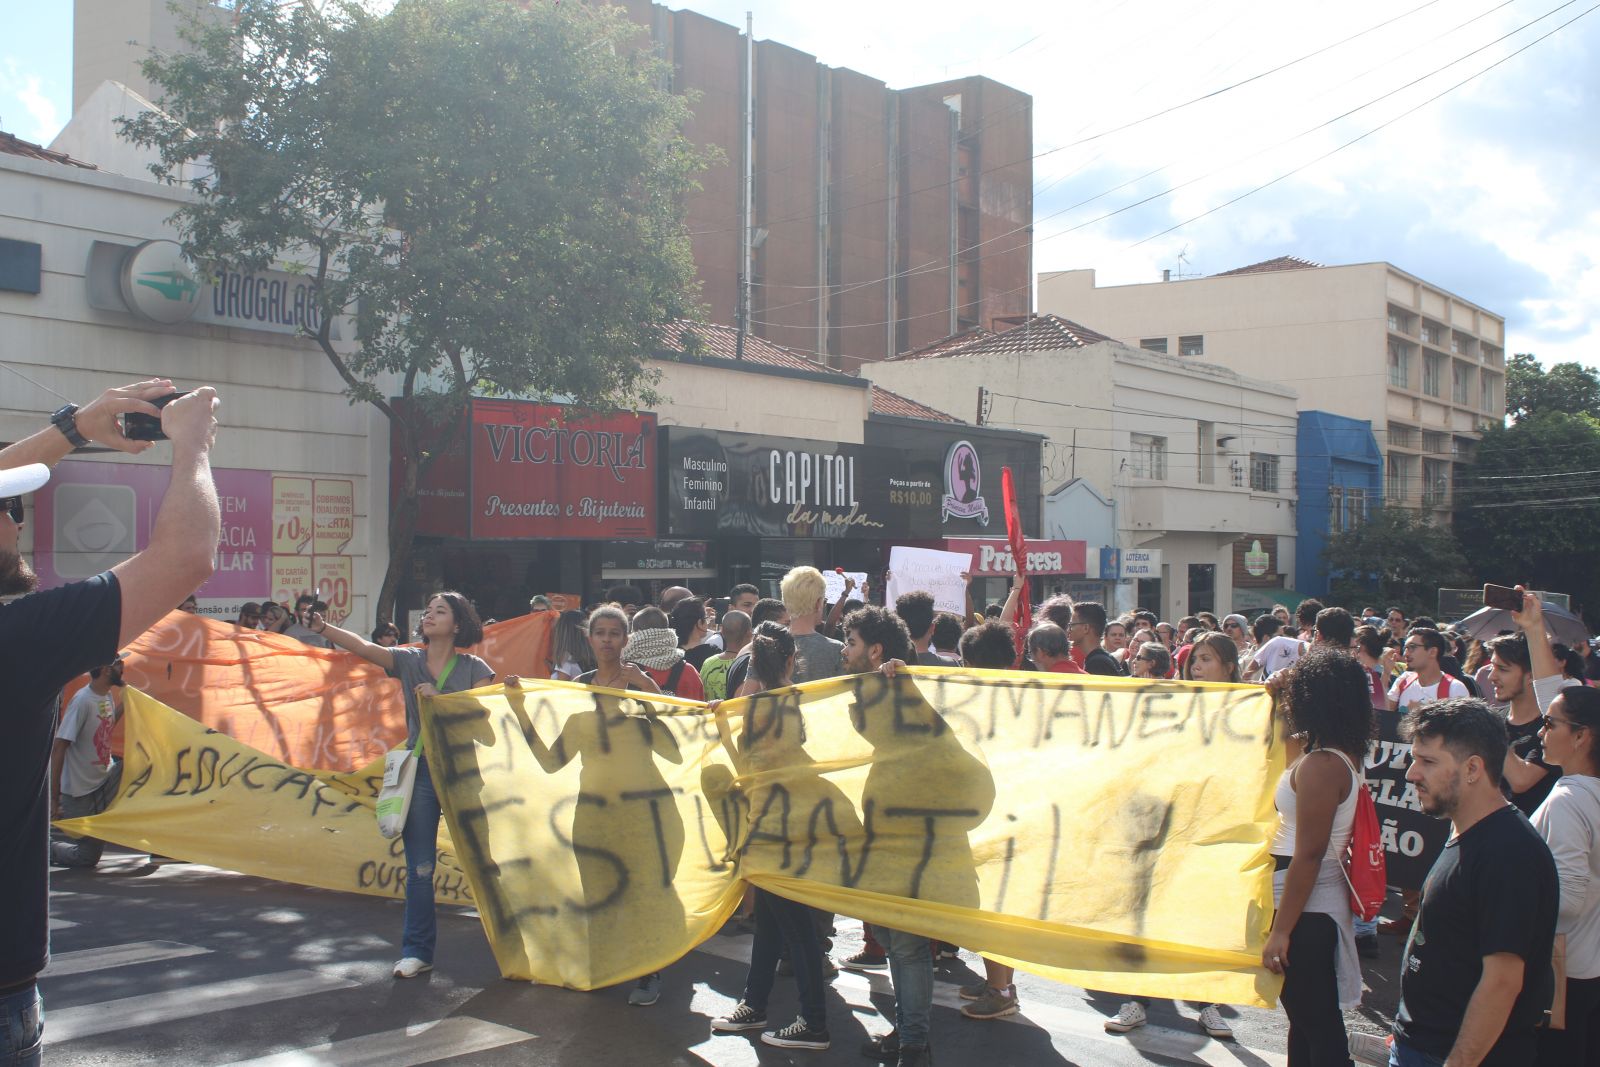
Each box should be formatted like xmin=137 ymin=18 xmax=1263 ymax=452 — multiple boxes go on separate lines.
xmin=1002 ymin=466 xmax=1029 ymax=667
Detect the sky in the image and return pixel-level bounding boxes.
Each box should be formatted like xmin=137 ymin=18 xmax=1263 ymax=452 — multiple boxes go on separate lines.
xmin=3 ymin=0 xmax=1596 ymax=368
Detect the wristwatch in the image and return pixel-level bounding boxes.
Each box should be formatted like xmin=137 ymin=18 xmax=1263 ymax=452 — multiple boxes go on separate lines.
xmin=50 ymin=404 xmax=89 ymax=449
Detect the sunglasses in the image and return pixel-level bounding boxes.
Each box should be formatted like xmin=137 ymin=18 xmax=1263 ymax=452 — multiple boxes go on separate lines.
xmin=0 ymin=497 xmax=22 ymax=524
xmin=1541 ymin=714 xmax=1585 ymax=731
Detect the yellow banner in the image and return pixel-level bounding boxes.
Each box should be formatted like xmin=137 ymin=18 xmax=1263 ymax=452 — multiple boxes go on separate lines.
xmin=423 ymin=669 xmax=1285 ymax=1006
xmin=60 ymin=688 xmax=476 ymax=907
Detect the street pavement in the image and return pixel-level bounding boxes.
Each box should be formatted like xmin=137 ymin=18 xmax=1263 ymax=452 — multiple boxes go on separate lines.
xmin=40 ymin=848 xmax=1407 ymax=1066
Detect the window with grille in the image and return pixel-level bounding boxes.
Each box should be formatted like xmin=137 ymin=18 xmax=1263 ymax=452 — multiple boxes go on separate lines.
xmin=1130 ymin=433 xmax=1167 ymax=480
xmin=1179 ymin=335 xmax=1204 ymax=356
xmin=1249 ymin=453 xmax=1279 ymax=493
xmin=1389 ymin=342 xmax=1410 ymax=388
xmin=1423 ymin=353 xmax=1443 ymax=397
xmin=1140 ymin=338 xmax=1167 ymax=354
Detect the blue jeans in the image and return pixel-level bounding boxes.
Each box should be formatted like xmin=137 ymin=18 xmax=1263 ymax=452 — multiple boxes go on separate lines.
xmin=1354 ymin=916 xmax=1377 ymax=938
xmin=400 ymin=757 xmax=441 ymax=963
xmin=871 ymin=925 xmax=933 ymax=1049
xmin=0 ymin=984 xmax=41 ymax=1067
xmin=744 ymin=890 xmax=827 ymax=1029
xmin=1388 ymin=1038 xmax=1445 ymax=1067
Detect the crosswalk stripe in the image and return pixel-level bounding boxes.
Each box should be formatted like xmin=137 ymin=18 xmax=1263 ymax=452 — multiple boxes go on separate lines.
xmin=692 ymin=935 xmax=1288 ymax=1067
xmin=214 ymin=1016 xmax=537 ymax=1067
xmin=48 ymin=918 xmax=79 ymax=931
xmin=44 ymin=940 xmax=210 ymax=977
xmin=46 ymin=969 xmax=359 ymax=1043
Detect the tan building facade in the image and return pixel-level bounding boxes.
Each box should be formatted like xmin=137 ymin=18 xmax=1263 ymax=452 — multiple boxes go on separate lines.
xmin=865 ymin=316 xmax=1299 ymax=622
xmin=1039 ymin=258 xmax=1506 ymax=515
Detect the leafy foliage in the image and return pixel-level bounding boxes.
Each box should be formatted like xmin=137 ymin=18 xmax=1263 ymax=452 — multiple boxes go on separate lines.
xmin=1455 ymin=412 xmax=1600 ymax=617
xmin=121 ymin=0 xmax=708 ymax=620
xmin=1504 ymin=352 xmax=1600 ymax=421
xmin=1324 ymin=507 xmax=1473 ymax=617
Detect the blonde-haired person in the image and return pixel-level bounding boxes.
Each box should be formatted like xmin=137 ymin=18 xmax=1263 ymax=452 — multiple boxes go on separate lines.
xmin=780 ymin=566 xmax=843 ymax=683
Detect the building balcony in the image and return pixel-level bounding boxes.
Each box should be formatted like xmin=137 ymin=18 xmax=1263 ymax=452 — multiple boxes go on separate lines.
xmin=1124 ymin=482 xmax=1296 ymax=540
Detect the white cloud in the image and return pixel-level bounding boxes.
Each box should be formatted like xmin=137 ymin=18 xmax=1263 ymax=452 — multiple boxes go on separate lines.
xmin=0 ymin=57 xmax=62 ymax=144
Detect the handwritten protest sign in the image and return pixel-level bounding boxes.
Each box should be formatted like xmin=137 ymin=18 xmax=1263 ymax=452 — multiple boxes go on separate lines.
xmin=886 ymin=546 xmax=969 ymax=613
xmin=57 ymin=689 xmax=475 ymax=907
xmin=71 ymin=671 xmax=1285 ymax=1008
xmin=823 ymin=570 xmax=867 ymax=605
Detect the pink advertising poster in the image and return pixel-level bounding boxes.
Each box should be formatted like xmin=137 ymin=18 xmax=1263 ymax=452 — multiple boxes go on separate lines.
xmin=35 ymin=459 xmax=278 ymax=612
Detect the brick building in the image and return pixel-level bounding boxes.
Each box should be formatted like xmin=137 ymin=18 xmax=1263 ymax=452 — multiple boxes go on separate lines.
xmin=617 ymin=1 xmax=1033 ymax=371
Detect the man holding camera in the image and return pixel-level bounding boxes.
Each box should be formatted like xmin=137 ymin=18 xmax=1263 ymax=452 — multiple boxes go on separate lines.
xmin=0 ymin=378 xmax=219 ymax=1066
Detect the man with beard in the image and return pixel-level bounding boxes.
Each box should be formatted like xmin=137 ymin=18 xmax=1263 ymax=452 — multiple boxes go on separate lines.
xmin=1393 ymin=698 xmax=1558 ymax=1067
xmin=49 ymin=655 xmax=128 ymax=868
xmin=0 ymin=379 xmax=220 ymax=1064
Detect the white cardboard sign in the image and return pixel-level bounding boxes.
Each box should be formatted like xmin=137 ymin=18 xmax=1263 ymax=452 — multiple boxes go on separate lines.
xmin=886 ymin=546 xmax=969 ymax=614
xmin=824 ymin=570 xmax=868 ymax=605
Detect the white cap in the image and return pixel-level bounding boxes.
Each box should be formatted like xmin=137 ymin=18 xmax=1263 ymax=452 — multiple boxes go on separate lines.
xmin=0 ymin=463 xmax=50 ymax=498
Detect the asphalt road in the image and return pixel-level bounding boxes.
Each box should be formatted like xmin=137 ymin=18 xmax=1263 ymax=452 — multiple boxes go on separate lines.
xmin=39 ymin=849 xmax=1409 ymax=1066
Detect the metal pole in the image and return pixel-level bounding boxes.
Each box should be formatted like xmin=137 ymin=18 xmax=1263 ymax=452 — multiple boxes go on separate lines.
xmin=737 ymin=11 xmax=754 ymax=359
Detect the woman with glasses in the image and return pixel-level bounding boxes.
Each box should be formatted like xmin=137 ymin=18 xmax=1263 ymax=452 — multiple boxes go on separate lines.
xmin=1128 ymin=641 xmax=1171 ymax=679
xmin=1532 ymin=687 xmax=1600 ymax=1064
xmin=1222 ymin=614 xmax=1252 ymax=659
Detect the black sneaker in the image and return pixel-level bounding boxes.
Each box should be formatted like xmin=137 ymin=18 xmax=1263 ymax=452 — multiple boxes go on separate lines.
xmin=761 ymin=1017 xmax=831 ymax=1050
xmin=896 ymin=1045 xmax=932 ymax=1067
xmin=711 ymin=1002 xmax=768 ymax=1032
xmin=861 ymin=1030 xmax=899 ymax=1062
xmin=840 ymin=949 xmax=889 ymax=973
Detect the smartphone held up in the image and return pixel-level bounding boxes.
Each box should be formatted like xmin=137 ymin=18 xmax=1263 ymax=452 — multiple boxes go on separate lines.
xmin=1482 ymin=583 xmax=1523 ymax=612
xmin=121 ymin=391 xmax=188 ymax=442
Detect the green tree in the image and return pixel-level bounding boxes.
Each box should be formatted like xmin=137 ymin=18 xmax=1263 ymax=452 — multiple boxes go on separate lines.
xmin=1454 ymin=412 xmax=1600 ymax=617
xmin=122 ymin=0 xmax=706 ymax=622
xmin=1504 ymin=352 xmax=1600 ymax=421
xmin=1324 ymin=507 xmax=1473 ymax=617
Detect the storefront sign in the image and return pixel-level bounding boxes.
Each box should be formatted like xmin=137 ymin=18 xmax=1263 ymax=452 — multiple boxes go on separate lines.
xmin=104 ymin=240 xmax=337 ymax=337
xmin=1232 ymin=536 xmax=1279 ymax=588
xmin=663 ymin=424 xmax=1041 ymax=541
xmin=944 ymin=538 xmax=1086 ymax=577
xmin=1121 ymin=548 xmax=1162 ymax=579
xmin=600 ymin=540 xmax=709 ymax=572
xmin=34 ymin=459 xmax=356 ymax=621
xmin=864 ymin=422 xmax=1040 ymax=538
xmin=470 ymin=400 xmax=655 ymax=540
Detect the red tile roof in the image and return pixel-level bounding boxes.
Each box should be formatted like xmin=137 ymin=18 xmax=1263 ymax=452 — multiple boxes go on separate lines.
xmin=893 ymin=314 xmax=1111 ymax=360
xmin=0 ymin=131 xmax=96 ymax=169
xmin=869 ymin=384 xmax=960 ymax=422
xmin=1211 ymin=255 xmax=1322 ymax=277
xmin=659 ymin=320 xmax=845 ymax=377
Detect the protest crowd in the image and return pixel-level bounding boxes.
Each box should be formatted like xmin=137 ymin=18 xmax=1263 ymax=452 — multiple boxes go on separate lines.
xmin=4 ymin=383 xmax=1600 ymax=1067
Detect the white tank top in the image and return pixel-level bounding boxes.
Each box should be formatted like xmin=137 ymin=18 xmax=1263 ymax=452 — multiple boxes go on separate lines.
xmin=1270 ymin=748 xmax=1361 ymax=864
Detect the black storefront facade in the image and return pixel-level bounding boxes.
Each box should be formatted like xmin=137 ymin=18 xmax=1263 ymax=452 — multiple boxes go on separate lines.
xmin=397 ymin=395 xmax=1042 ymax=616
xmin=658 ymin=417 xmax=1042 ymax=600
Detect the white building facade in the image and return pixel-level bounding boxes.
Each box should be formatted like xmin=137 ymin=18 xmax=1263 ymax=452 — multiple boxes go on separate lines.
xmin=864 ymin=315 xmax=1299 ymax=621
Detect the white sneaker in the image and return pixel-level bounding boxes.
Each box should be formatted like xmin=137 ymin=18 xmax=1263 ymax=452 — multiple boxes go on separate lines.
xmin=1103 ymin=1001 xmax=1147 ymax=1033
xmin=1198 ymin=1004 xmax=1234 ymax=1040
xmin=392 ymin=957 xmax=432 ymax=979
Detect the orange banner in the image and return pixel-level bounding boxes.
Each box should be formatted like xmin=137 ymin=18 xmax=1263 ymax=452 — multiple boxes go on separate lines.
xmin=90 ymin=609 xmax=555 ymax=771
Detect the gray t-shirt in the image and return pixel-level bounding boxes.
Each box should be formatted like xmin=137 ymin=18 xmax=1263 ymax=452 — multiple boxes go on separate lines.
xmin=54 ymin=686 xmax=118 ymax=797
xmin=283 ymin=621 xmax=333 ymax=649
xmin=388 ymin=646 xmax=494 ymax=748
xmin=792 ymin=631 xmax=844 ymax=683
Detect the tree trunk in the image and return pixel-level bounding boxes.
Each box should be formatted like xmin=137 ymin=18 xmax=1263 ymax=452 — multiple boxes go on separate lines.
xmin=376 ymin=478 xmax=420 ymax=628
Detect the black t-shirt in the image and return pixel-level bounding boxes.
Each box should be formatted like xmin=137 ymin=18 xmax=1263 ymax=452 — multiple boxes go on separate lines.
xmin=1082 ymin=647 xmax=1126 ymax=676
xmin=725 ymin=651 xmax=751 ymax=696
xmin=1504 ymin=714 xmax=1560 ymax=818
xmin=684 ymin=643 xmax=718 ymax=673
xmin=1394 ymin=805 xmax=1558 ymax=1065
xmin=1 ymin=573 xmax=122 ymax=986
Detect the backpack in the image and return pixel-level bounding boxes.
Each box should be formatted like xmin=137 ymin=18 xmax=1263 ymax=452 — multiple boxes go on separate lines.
xmin=1342 ymin=769 xmax=1387 ymax=922
xmin=1394 ymin=673 xmax=1451 ymax=704
xmin=660 ymin=659 xmax=686 ymax=697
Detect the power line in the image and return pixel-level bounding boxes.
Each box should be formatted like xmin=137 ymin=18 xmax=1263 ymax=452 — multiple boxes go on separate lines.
xmin=751 ymin=0 xmax=1588 ymax=322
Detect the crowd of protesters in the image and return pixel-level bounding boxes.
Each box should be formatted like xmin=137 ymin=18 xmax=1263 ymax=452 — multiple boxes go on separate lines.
xmin=157 ymin=572 xmax=1600 ymax=1066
